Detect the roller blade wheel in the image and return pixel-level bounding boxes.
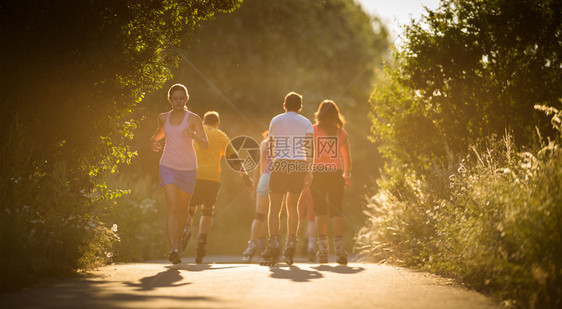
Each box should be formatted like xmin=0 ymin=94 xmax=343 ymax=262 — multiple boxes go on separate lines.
xmin=242 ymin=253 xmax=253 ymax=263
xmin=259 ymin=256 xmax=277 ymax=266
xmin=307 ymin=250 xmax=317 ymax=262
xmin=284 ymin=247 xmax=295 ymax=265
xmin=242 ymin=242 xmax=257 ymax=263
xmin=259 ymin=247 xmax=280 ymax=266
xmin=317 ymin=251 xmax=329 ymax=264
xmin=336 ymin=255 xmax=348 ymax=265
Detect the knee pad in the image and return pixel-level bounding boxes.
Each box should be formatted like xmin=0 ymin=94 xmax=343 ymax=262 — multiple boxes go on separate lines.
xmin=201 ymin=205 xmax=215 ymax=217
xmin=254 ymin=212 xmax=266 ymax=222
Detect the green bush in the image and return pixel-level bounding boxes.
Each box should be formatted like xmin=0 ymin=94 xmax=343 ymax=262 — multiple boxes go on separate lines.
xmin=0 ymin=120 xmax=119 ymax=291
xmin=106 ymin=173 xmax=168 ymax=262
xmin=357 ymin=106 xmax=562 ymax=308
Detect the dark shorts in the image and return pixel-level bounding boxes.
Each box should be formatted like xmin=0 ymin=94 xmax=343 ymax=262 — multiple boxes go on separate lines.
xmin=189 ymin=179 xmax=221 ymax=208
xmin=310 ymin=170 xmax=344 ymax=217
xmin=269 ymin=160 xmax=307 ymax=194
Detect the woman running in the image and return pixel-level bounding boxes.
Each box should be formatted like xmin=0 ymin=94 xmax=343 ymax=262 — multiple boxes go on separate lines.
xmin=151 ymin=83 xmax=208 ymax=264
xmin=310 ymin=100 xmax=352 ymax=265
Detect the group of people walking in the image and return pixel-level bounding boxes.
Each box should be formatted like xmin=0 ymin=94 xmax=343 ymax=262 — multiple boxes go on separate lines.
xmin=151 ymin=84 xmax=351 ymax=266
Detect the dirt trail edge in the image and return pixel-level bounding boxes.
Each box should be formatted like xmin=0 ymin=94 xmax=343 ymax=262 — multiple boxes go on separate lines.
xmin=0 ymin=256 xmax=499 ymax=309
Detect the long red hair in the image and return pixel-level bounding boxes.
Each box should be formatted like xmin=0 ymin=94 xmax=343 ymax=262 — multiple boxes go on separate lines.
xmin=314 ymin=100 xmax=345 ymax=135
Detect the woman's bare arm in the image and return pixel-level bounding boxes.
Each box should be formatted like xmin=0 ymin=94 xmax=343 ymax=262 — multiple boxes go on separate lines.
xmin=186 ymin=114 xmax=209 ymax=149
xmin=341 ymin=137 xmax=352 ymax=186
xmin=151 ymin=113 xmax=166 ymax=152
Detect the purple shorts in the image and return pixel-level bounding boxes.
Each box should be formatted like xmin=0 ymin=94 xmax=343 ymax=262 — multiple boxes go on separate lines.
xmin=160 ymin=165 xmax=197 ymax=194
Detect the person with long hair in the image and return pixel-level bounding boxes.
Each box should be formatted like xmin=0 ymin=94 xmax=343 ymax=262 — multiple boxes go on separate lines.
xmin=310 ymin=99 xmax=352 ymax=265
xmin=151 ymin=83 xmax=209 ymax=264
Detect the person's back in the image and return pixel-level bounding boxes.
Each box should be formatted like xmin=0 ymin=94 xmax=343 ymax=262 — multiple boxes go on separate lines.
xmin=194 ymin=125 xmax=231 ymax=182
xmin=310 ymin=99 xmax=352 ymax=265
xmin=269 ymin=111 xmax=314 ymax=162
xmin=186 ymin=111 xmax=253 ymax=263
xmin=260 ymin=91 xmax=314 ymax=266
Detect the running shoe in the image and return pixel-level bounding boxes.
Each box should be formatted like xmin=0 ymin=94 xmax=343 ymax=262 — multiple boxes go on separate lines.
xmin=168 ymin=249 xmax=181 ymax=264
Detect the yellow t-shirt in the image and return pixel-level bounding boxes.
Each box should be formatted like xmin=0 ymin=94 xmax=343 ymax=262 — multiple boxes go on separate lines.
xmin=194 ymin=126 xmax=234 ymax=182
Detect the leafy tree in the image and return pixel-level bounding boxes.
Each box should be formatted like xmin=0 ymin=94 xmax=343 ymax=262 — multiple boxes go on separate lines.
xmin=365 ymin=1 xmax=562 ymax=305
xmin=185 ymin=0 xmax=388 ymax=115
xmin=1 ymin=0 xmax=241 ymax=186
xmin=0 ymin=0 xmax=241 ymax=289
xmin=371 ymin=0 xmax=562 ymax=171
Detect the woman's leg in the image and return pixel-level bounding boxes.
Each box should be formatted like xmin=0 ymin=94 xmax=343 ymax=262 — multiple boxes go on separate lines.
xmin=175 ymin=188 xmax=193 ymax=250
xmin=311 ymin=172 xmax=330 ymax=263
xmin=329 ymin=171 xmax=347 ymax=264
xmin=332 ymin=216 xmax=344 ymax=237
xmin=251 ymin=193 xmax=269 ymax=240
xmin=243 ymin=193 xmax=269 ymax=261
xmin=162 ymin=184 xmax=181 ymax=249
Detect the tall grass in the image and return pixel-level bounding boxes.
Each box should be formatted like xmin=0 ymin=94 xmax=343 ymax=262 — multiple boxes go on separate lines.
xmin=357 ymin=106 xmax=562 ymax=308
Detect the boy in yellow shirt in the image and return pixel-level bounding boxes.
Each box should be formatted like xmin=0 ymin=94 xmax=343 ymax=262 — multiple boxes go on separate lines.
xmin=181 ymin=111 xmax=253 ymax=263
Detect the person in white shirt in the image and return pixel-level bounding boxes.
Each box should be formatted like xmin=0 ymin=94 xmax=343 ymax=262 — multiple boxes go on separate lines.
xmin=260 ymin=91 xmax=314 ymax=266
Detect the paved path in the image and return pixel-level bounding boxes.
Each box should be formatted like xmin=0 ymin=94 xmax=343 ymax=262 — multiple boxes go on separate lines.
xmin=0 ymin=256 xmax=499 ymax=308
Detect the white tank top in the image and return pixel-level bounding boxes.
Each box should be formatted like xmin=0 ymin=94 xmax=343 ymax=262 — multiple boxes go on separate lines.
xmin=160 ymin=110 xmax=197 ymax=171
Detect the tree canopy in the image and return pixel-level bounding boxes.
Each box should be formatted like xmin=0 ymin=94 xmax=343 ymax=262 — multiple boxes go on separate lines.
xmin=0 ymin=0 xmax=242 ymax=186
xmin=183 ymin=0 xmax=389 ymax=118
xmin=371 ymin=0 xmax=562 ymax=171
xmin=0 ymin=0 xmax=241 ymax=289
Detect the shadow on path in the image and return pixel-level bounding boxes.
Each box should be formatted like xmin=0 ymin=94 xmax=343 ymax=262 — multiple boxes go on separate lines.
xmin=171 ymin=264 xmax=248 ymax=272
xmin=269 ymin=265 xmax=323 ymax=282
xmin=125 ymin=269 xmax=190 ymax=291
xmin=0 ymin=274 xmax=217 ymax=309
xmin=312 ymin=265 xmax=365 ymax=274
